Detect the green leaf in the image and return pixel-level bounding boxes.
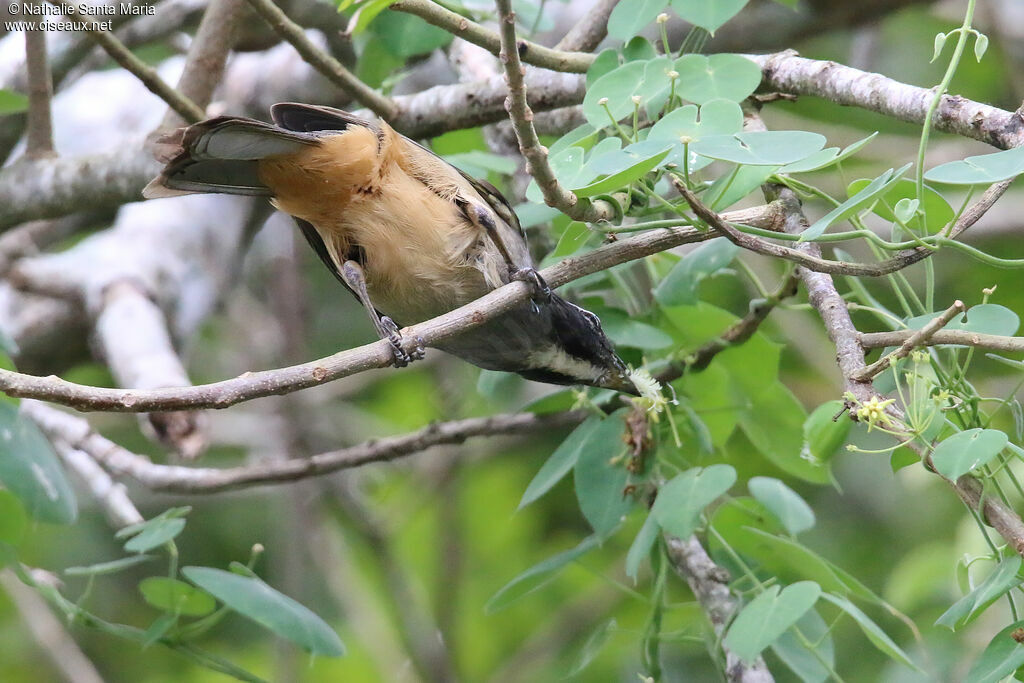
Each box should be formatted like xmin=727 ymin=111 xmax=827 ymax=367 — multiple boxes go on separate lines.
xmin=139 ymin=577 xmax=217 ymax=617
xmin=652 ymin=465 xmax=736 ymax=539
xmin=0 ymin=489 xmax=27 ymax=546
xmin=123 ymin=518 xmax=186 ymax=553
xmin=0 ymin=540 xmax=16 ymax=568
xmin=748 ymin=477 xmax=815 ymax=536
xmin=520 ymin=415 xmax=603 ymax=509
xmin=549 ymin=124 xmax=599 ymax=158
xmin=692 ymin=131 xmax=827 ymax=166
xmin=608 ymin=0 xmax=667 ymax=40
xmin=622 ymin=36 xmax=658 ymax=63
xmin=586 ymin=49 xmax=621 ymax=88
xmin=802 ymin=164 xmax=912 ymax=240
xmin=582 ymin=61 xmax=647 ymax=129
xmin=974 ymin=32 xmax=989 ymax=62
xmin=965 ymin=619 xmax=1024 ymax=683
xmin=771 ymin=609 xmax=835 ymax=683
xmin=573 ymin=411 xmax=632 ymax=538
xmin=931 ymin=31 xmax=948 ymax=62
xmin=673 ymin=53 xmax=762 ymax=104
xmin=625 ymin=512 xmax=661 ymax=580
xmin=802 ymin=400 xmax=851 ymax=464
xmin=669 ymin=0 xmax=749 ymax=34
xmin=936 ymin=556 xmax=1022 ymax=630
xmin=739 ymin=382 xmax=830 ymax=484
xmin=728 ymin=527 xmax=882 ymax=603
xmin=595 ymin=308 xmax=674 ymax=349
xmin=0 ymin=89 xmax=29 ymax=116
xmin=566 ymin=618 xmax=617 ymax=676
xmin=65 ymin=555 xmax=156 ymax=576
xmin=549 ymin=221 xmax=595 ymax=259
xmin=0 ymin=403 xmax=77 ymax=524
xmin=654 ymin=239 xmax=738 ymax=306
xmin=369 ymin=11 xmax=451 ymax=58
xmin=485 ymin=536 xmax=600 ymax=614
xmin=143 ymin=612 xmax=177 ymax=648
xmin=573 ymin=147 xmax=670 ymax=197
xmin=723 ymin=581 xmax=821 ymax=664
xmin=182 ymin=566 xmax=345 ymax=656
xmin=930 ymin=428 xmax=1009 ymax=480
xmin=821 ymin=593 xmax=920 ymax=670
xmin=925 ymin=145 xmax=1024 ymax=185
xmin=706 ymin=164 xmax=778 ymax=210
xmin=780 ymin=133 xmax=877 ymax=174
xmin=341 ymin=0 xmax=392 ymax=34
xmin=846 ymin=177 xmax=953 ymax=234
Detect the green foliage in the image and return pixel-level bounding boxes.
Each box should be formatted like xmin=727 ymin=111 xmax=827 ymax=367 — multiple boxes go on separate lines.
xmin=0 ymin=89 xmax=28 ymax=115
xmin=723 ymin=581 xmax=821 ymax=665
xmin=182 ymin=567 xmax=346 ymax=656
xmin=0 ymin=402 xmax=77 ymax=524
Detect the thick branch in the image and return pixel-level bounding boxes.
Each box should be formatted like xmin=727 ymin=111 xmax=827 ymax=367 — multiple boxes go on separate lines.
xmin=391 ymin=0 xmax=593 ymax=73
xmin=554 ymin=0 xmax=617 ymax=52
xmin=753 ymin=51 xmax=1024 ymax=150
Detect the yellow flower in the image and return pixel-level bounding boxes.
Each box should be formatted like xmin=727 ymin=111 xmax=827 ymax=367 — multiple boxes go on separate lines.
xmin=856 ymin=395 xmax=895 ymax=430
xmin=629 ymin=368 xmax=668 ymax=415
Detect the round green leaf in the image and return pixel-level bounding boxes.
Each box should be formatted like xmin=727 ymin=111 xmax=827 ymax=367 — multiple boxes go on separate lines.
xmin=692 ymin=131 xmax=826 ymax=166
xmin=931 ymin=428 xmax=1009 ymax=480
xmin=608 ymin=0 xmax=668 ymax=40
xmin=723 ymin=581 xmax=821 ymax=665
xmin=654 ymin=238 xmax=738 ymax=306
xmin=582 ymin=61 xmax=647 ymax=129
xmin=182 ymin=566 xmax=345 ymax=656
xmin=652 ymin=464 xmax=736 ymax=539
xmin=0 ymin=403 xmax=77 ymax=524
xmin=748 ymin=477 xmax=815 ymax=536
xmin=586 ymin=49 xmax=621 ymax=88
xmin=139 ymin=577 xmax=217 ymax=617
xmin=669 ymin=0 xmax=749 ymax=34
xmin=573 ymin=146 xmax=670 ymax=197
xmin=780 ymin=132 xmax=877 ymax=174
xmin=673 ymin=53 xmax=762 ymax=104
xmin=925 ymin=145 xmax=1024 ymax=185
xmin=845 ymin=177 xmax=953 ymax=234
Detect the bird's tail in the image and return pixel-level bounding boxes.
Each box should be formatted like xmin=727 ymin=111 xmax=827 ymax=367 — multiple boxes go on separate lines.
xmin=142 ymin=117 xmax=320 ymax=199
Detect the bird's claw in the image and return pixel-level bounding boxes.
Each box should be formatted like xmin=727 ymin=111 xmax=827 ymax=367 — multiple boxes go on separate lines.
xmin=512 ymin=268 xmax=551 ymax=313
xmin=381 ymin=316 xmax=425 ymax=368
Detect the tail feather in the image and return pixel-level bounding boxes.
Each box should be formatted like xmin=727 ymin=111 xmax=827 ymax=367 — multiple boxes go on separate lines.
xmin=142 ymin=117 xmax=319 ymax=199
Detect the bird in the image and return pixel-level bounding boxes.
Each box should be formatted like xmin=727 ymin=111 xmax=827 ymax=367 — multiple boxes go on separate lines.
xmin=144 ymin=102 xmax=638 ymax=395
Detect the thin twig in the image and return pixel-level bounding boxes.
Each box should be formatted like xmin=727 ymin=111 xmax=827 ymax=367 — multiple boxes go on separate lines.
xmin=657 ymin=273 xmax=800 ymax=383
xmin=851 ymin=300 xmax=966 ymax=381
xmin=23 ymin=20 xmax=55 ymax=158
xmin=244 ymin=0 xmax=397 ymax=120
xmin=44 ymin=1 xmax=204 ymax=123
xmin=25 ymin=400 xmax=584 ymax=492
xmin=860 ymin=329 xmax=1024 ymax=353
xmin=494 ymin=0 xmax=616 ymax=222
xmin=391 ymin=0 xmax=592 ymax=73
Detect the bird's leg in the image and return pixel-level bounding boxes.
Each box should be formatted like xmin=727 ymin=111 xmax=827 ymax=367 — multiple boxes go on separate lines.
xmin=466 ymin=203 xmax=551 ymax=307
xmin=339 ymin=260 xmax=425 ymax=368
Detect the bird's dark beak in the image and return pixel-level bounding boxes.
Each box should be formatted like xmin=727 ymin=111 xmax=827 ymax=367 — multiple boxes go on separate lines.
xmin=601 ymin=368 xmax=640 ymax=396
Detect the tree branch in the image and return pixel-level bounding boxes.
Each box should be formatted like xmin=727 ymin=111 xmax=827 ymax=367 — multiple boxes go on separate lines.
xmin=0 ymin=202 xmax=783 ymax=412
xmin=665 ymin=536 xmax=774 ymax=683
xmin=859 ymin=329 xmax=1024 ymax=353
xmin=26 ymin=401 xmax=584 ymax=492
xmin=244 ymin=0 xmax=397 ymax=120
xmin=494 ymin=0 xmax=616 ymax=222
xmin=23 ymin=16 xmax=55 ymax=158
xmin=554 ymin=0 xmax=617 ymax=52
xmin=851 ymin=300 xmax=966 ymax=381
xmin=391 ymin=0 xmax=592 ymax=73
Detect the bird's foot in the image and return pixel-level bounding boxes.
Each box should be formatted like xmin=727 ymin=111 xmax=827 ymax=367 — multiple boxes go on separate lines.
xmin=381 ymin=316 xmax=426 ymax=368
xmin=512 ymin=268 xmax=551 ymax=313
